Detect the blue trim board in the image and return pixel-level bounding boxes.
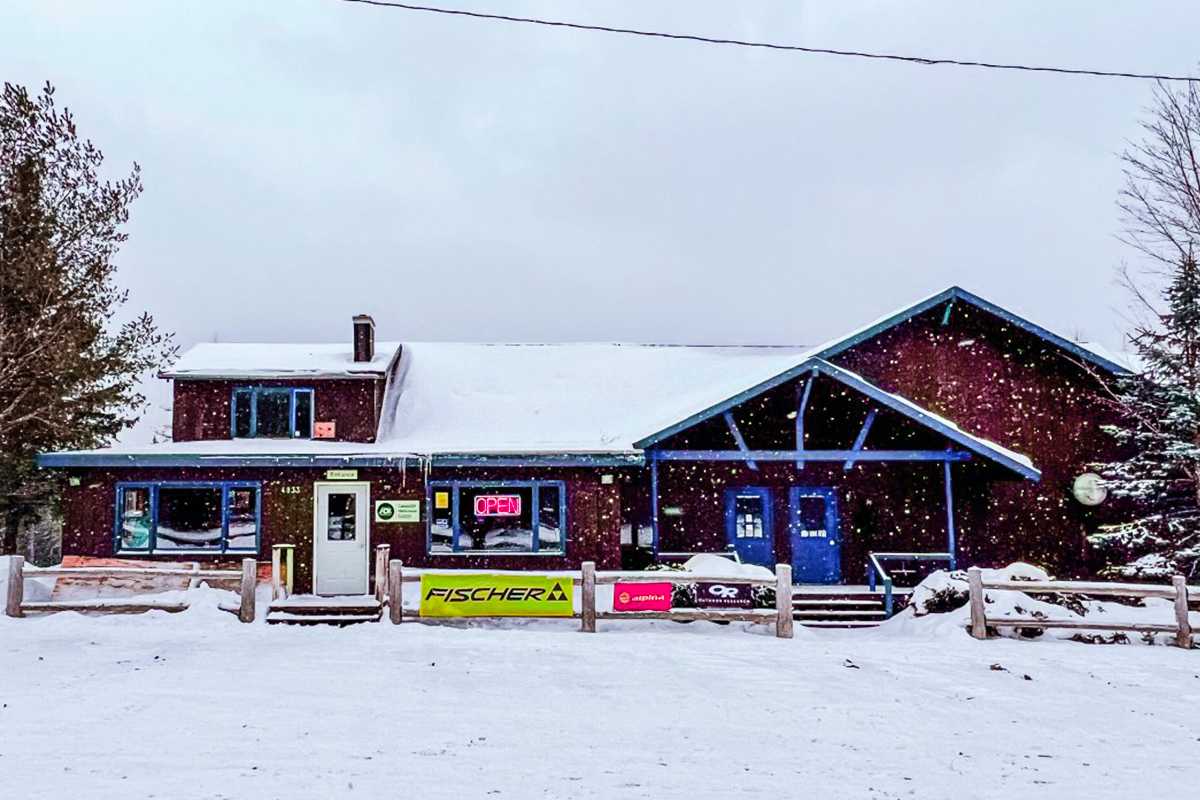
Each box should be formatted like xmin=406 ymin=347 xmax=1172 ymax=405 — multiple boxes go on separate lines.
xmin=812 ymin=286 xmax=1131 ymax=375
xmin=38 ymin=451 xmax=643 ymax=469
xmin=722 ymin=411 xmax=758 ymax=471
xmin=652 ymin=450 xmax=972 ymax=462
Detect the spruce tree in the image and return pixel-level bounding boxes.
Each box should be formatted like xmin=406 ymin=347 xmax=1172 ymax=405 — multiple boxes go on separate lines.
xmin=1093 ymin=78 xmax=1200 ymax=579
xmin=0 ymin=82 xmax=174 ymax=554
xmin=1093 ymin=255 xmax=1200 ymax=578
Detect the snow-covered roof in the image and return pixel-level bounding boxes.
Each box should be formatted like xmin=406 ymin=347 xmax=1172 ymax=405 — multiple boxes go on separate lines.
xmin=41 ymin=343 xmax=1037 ymax=478
xmin=376 ymin=343 xmax=809 ymax=453
xmin=49 ymin=286 xmax=1121 ymax=477
xmin=160 ymin=342 xmax=402 ymax=379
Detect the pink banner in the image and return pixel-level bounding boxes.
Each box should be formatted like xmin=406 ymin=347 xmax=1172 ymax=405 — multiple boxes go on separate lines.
xmin=613 ymin=582 xmax=672 ymax=612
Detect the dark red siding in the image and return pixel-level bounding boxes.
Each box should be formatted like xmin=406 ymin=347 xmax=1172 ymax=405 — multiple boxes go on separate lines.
xmin=172 ymin=378 xmax=385 ymax=443
xmin=829 ymin=303 xmax=1126 ymax=574
xmin=61 ymin=464 xmax=622 ymax=594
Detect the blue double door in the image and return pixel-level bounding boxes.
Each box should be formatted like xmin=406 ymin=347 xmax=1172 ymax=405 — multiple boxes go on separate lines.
xmin=725 ymin=487 xmax=841 ymax=584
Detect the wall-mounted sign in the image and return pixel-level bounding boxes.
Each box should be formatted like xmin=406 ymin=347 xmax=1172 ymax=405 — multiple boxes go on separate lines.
xmin=613 ymin=582 xmax=672 ymax=612
xmin=326 ymin=469 xmax=358 ymax=480
xmin=473 ymin=494 xmax=522 ymax=516
xmin=696 ymin=582 xmax=753 ymax=609
xmin=375 ymin=500 xmax=420 ymax=523
xmin=419 ymin=573 xmax=574 ymax=617
xmin=313 ymin=421 xmax=336 ymax=439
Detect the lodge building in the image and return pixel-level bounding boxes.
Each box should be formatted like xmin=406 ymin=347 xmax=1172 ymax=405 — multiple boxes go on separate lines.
xmin=39 ymin=288 xmax=1130 ymax=595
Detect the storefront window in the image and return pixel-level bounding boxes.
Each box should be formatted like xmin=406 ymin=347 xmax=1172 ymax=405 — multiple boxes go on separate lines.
xmin=427 ymin=481 xmax=566 ymax=555
xmin=115 ymin=482 xmax=261 ymax=555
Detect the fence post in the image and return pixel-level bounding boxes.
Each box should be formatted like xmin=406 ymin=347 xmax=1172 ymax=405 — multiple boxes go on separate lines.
xmin=581 ymin=561 xmax=596 ymax=633
xmin=5 ymin=556 xmax=24 ymax=618
xmin=238 ymin=558 xmax=256 ymax=623
xmin=389 ymin=559 xmax=404 ymax=625
xmin=271 ymin=546 xmax=283 ymax=601
xmin=374 ymin=544 xmax=390 ymax=604
xmin=968 ymin=567 xmax=987 ymax=639
xmin=1173 ymin=575 xmax=1193 ymax=649
xmin=775 ymin=564 xmax=793 ymax=639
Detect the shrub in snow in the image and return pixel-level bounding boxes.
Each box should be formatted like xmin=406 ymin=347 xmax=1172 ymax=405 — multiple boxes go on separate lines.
xmin=909 ymin=563 xmax=1051 ymax=617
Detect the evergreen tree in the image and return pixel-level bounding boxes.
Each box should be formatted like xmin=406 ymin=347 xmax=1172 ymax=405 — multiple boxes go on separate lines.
xmin=1093 ymin=255 xmax=1200 ymax=578
xmin=0 ymin=82 xmax=174 ymax=553
xmin=1093 ymin=79 xmax=1200 ymax=579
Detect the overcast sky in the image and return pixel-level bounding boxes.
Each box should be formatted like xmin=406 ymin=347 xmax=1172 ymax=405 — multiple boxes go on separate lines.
xmin=4 ymin=1 xmax=1200 ymax=435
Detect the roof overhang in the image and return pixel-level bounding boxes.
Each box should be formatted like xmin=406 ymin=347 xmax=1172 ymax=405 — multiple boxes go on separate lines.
xmin=37 ymin=451 xmax=644 ymax=469
xmin=813 ymin=286 xmax=1132 ymax=375
xmin=636 ymin=357 xmax=1041 ymax=481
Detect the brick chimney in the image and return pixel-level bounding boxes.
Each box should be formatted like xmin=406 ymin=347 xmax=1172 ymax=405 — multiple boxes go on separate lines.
xmin=353 ymin=315 xmax=375 ymax=363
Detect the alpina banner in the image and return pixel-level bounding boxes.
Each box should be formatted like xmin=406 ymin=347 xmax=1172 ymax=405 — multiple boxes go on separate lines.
xmin=419 ymin=573 xmax=574 ymax=617
xmin=612 ymin=582 xmax=672 ymax=612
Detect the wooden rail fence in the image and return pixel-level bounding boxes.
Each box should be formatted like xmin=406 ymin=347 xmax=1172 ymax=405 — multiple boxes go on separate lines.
xmin=384 ymin=560 xmax=794 ymax=638
xmin=967 ymin=566 xmax=1196 ymax=649
xmin=4 ymin=555 xmax=256 ymax=622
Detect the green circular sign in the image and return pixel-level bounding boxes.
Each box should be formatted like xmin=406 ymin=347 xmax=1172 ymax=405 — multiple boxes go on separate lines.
xmin=377 ymin=503 xmax=394 ymax=520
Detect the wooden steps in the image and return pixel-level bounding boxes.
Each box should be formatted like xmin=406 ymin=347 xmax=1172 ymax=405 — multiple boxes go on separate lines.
xmin=266 ymin=595 xmax=383 ymax=626
xmin=792 ymin=587 xmax=899 ymax=628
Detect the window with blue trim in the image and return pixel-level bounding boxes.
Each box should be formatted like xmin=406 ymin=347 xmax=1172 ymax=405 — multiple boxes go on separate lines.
xmin=232 ymin=387 xmax=313 ymax=438
xmin=428 ymin=481 xmax=566 ymax=555
xmin=116 ymin=482 xmax=262 ymax=554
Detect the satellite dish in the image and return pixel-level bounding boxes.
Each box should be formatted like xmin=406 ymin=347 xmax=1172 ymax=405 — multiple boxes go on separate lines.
xmin=1072 ymin=473 xmax=1108 ymax=506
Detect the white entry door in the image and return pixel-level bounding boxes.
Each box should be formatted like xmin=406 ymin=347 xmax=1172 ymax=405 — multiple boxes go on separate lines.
xmin=313 ymin=483 xmax=369 ymax=595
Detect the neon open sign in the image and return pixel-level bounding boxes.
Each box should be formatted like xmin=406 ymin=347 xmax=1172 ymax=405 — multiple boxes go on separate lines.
xmin=474 ymin=495 xmax=522 ymax=517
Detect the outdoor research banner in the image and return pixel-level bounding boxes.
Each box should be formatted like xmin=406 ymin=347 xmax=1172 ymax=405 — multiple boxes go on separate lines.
xmin=419 ymin=573 xmax=575 ymax=617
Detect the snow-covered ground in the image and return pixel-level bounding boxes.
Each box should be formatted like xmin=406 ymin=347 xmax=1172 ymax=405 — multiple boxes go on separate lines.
xmin=1 ymin=590 xmax=1197 ymax=800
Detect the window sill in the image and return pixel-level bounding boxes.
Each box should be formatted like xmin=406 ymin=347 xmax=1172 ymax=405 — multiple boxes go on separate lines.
xmin=426 ymin=550 xmax=567 ymax=558
xmin=115 ymin=550 xmax=261 ymax=558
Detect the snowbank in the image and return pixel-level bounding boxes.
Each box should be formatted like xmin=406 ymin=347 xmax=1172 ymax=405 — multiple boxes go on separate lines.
xmin=897 ymin=563 xmax=1197 ymax=646
xmin=680 ymin=553 xmax=775 ymax=580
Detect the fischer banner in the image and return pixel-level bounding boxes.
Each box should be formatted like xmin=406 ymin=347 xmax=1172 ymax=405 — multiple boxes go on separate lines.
xmin=419 ymin=573 xmax=575 ymax=617
xmin=612 ymin=582 xmax=672 ymax=612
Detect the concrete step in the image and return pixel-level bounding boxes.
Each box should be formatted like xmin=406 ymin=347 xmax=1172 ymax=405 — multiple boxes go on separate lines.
xmin=797 ymin=620 xmax=883 ymax=629
xmin=266 ymin=612 xmax=381 ymax=626
xmin=794 ymin=608 xmax=887 ymax=618
xmin=792 ymin=598 xmax=882 ymax=608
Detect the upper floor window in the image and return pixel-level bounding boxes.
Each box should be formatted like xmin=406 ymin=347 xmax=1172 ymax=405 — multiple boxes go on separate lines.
xmin=232 ymin=387 xmax=313 ymax=438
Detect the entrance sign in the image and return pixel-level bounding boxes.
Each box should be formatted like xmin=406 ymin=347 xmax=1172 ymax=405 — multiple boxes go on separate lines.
xmin=473 ymin=494 xmax=522 ymax=516
xmin=326 ymin=469 xmax=358 ymax=480
xmin=419 ymin=573 xmax=574 ymax=617
xmin=613 ymin=582 xmax=672 ymax=612
xmin=375 ymin=500 xmax=420 ymax=523
xmin=696 ymin=582 xmax=753 ymax=609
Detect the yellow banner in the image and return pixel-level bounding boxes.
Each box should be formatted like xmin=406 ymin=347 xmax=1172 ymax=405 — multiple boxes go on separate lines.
xmin=419 ymin=573 xmax=575 ymax=618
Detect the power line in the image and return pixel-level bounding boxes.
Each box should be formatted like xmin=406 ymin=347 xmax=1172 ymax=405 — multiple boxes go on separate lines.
xmin=333 ymin=0 xmax=1198 ymax=83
